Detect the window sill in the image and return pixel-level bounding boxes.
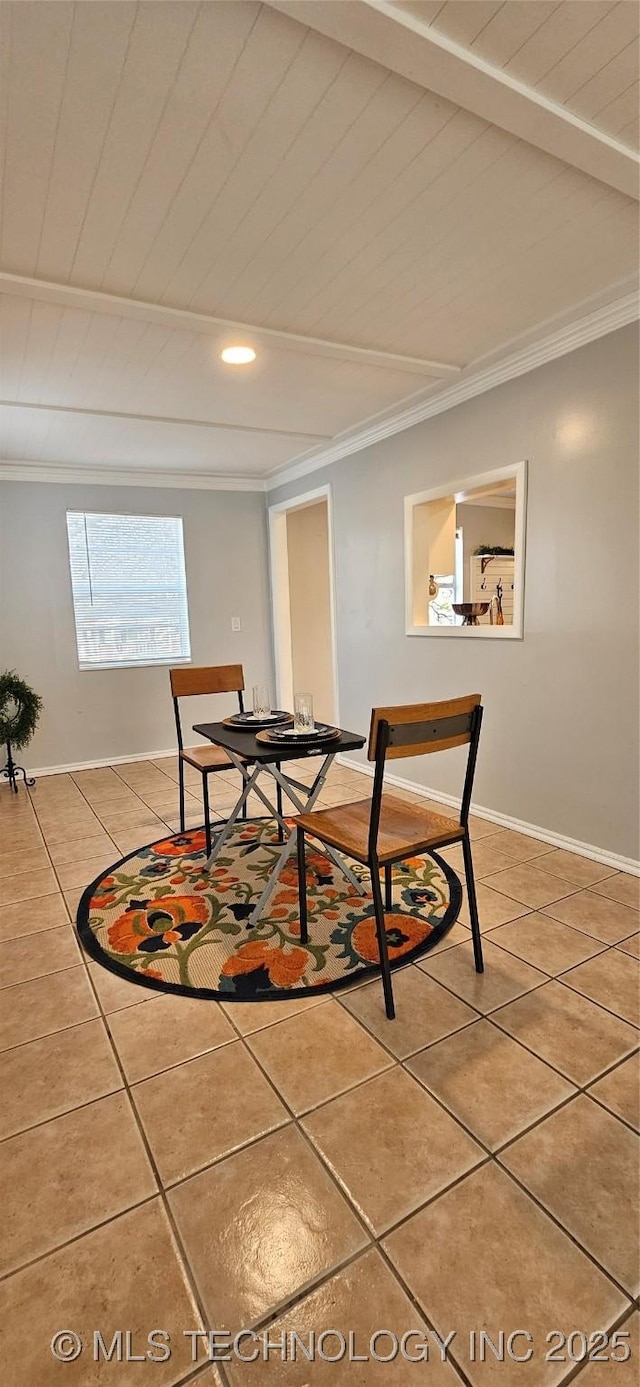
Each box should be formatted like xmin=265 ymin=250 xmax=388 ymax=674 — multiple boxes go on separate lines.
xmin=78 ymin=656 xmax=192 ymax=672
xmin=406 ymin=623 xmax=522 ymax=640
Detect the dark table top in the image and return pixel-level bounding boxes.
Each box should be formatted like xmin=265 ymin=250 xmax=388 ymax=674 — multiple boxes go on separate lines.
xmin=193 ymin=720 xmax=366 ymax=764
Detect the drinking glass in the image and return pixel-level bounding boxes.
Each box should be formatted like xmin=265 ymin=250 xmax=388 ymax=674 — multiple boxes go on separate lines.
xmin=294 ymin=692 xmax=314 ymax=733
xmin=252 ymin=684 xmax=271 ymax=717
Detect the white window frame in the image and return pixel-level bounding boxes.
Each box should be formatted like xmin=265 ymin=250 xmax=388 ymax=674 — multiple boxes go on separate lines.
xmin=66 ymin=510 xmax=192 ymax=671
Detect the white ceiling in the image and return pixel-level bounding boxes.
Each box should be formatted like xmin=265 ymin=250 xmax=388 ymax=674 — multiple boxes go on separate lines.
xmin=0 ymin=0 xmax=637 ymax=486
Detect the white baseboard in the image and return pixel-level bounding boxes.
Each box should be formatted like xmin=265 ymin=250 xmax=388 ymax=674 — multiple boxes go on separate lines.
xmin=25 ymin=748 xmax=178 ymax=777
xmin=17 ymin=746 xmax=639 ymax=877
xmin=336 ymin=755 xmax=640 ymax=877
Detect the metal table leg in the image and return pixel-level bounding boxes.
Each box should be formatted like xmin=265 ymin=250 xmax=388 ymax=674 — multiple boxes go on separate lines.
xmin=268 ymin=758 xmax=366 ymax=896
xmin=243 ymin=754 xmax=367 ymax=928
xmin=244 ymin=832 xmax=298 ymax=927
xmin=204 ymin=763 xmax=263 ymax=866
xmin=203 ymin=748 xmax=366 ymax=929
xmin=203 ymin=747 xmax=295 ymax=872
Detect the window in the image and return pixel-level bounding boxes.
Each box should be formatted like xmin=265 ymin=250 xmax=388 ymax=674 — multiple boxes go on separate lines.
xmin=428 ymin=573 xmax=456 ymax=625
xmin=66 ymin=511 xmax=191 ymax=670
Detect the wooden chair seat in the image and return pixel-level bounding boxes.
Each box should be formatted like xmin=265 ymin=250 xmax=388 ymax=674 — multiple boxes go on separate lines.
xmin=180 ymin=745 xmax=247 ymax=773
xmin=295 ymin=793 xmax=463 ymax=865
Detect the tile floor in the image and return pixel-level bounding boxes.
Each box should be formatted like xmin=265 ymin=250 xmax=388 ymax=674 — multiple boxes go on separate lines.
xmin=0 ymin=755 xmax=638 ymax=1386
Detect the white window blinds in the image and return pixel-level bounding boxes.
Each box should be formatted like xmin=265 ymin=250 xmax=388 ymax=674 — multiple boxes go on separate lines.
xmin=66 ymin=511 xmax=191 ymax=670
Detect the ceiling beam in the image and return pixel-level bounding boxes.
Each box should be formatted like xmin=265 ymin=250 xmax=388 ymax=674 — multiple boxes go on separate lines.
xmin=0 ymin=273 xmax=461 ymax=379
xmin=0 ymin=398 xmax=331 ymax=442
xmin=267 ymin=0 xmax=639 ymax=200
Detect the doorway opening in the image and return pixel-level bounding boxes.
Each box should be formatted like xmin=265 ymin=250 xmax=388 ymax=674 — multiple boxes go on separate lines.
xmin=268 ymin=486 xmax=338 ymax=725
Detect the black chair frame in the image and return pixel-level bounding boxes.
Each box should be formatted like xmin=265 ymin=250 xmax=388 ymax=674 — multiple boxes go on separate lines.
xmin=297 ymin=702 xmax=484 ymax=1021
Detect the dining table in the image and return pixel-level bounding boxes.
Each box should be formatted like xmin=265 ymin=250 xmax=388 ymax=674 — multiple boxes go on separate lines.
xmin=192 ymin=718 xmax=367 ymax=929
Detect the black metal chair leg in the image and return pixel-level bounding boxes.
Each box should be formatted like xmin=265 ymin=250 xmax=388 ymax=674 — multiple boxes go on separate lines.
xmin=241 ymin=771 xmax=247 ymax=820
xmin=462 ymin=831 xmax=484 ymax=973
xmin=370 ymin=861 xmax=395 ymax=1020
xmin=178 ymin=758 xmax=186 ymax=833
xmin=276 ymin=763 xmax=284 ymax=843
xmin=297 ymin=827 xmax=308 ymax=944
xmin=384 ymin=863 xmax=393 ymax=910
xmin=202 ymin=774 xmax=212 ymax=858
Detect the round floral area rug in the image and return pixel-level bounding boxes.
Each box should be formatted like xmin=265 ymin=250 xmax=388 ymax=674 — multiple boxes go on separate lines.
xmin=76 ymin=818 xmax=462 ymax=1002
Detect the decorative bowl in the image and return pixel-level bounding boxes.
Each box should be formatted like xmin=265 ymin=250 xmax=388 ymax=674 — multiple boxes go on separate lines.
xmin=452 ymin=602 xmax=490 ymax=626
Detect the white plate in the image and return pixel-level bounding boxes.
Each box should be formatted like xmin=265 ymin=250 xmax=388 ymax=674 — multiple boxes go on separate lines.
xmin=266 ymin=723 xmax=338 ymax=742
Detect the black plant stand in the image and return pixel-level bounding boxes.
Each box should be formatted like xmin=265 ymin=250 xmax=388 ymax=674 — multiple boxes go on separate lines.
xmin=1 ymin=742 xmax=35 ymax=794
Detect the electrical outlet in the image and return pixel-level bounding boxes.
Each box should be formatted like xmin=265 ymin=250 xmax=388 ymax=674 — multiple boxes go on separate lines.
xmin=231 ymin=616 xmax=241 ymax=632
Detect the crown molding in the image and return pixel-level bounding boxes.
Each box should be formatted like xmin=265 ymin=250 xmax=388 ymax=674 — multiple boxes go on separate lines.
xmin=0 ymin=462 xmax=266 ymax=492
xmin=266 ymin=290 xmax=640 ymax=490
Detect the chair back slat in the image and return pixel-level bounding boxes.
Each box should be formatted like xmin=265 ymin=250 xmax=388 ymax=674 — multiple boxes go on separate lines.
xmin=368 ymin=694 xmax=481 ymax=761
xmin=170 ymin=664 xmax=244 ymax=699
xmin=387 ymin=710 xmax=475 ymax=755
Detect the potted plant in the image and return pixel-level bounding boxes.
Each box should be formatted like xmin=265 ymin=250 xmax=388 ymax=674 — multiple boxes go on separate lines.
xmin=0 ymin=670 xmax=43 ymax=793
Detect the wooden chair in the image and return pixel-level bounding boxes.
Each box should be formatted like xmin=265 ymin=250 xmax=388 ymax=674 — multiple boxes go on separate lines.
xmin=295 ymin=695 xmax=484 ymax=1020
xmin=170 ymin=664 xmax=249 ymax=856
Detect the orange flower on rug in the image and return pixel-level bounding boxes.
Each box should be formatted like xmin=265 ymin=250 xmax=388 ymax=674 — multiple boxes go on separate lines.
xmin=222 ymin=940 xmax=309 ymax=989
xmin=107 ymin=894 xmax=211 ymax=956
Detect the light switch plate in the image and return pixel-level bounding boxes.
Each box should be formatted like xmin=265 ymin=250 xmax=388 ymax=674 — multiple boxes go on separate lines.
xmin=231 ymin=616 xmax=241 ymax=632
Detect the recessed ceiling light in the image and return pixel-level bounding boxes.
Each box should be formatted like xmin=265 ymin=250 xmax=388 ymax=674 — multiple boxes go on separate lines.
xmin=221 ymin=346 xmax=256 ymax=365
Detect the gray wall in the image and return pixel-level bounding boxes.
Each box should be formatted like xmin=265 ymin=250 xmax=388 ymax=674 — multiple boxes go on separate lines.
xmin=270 ymin=325 xmax=639 ymax=860
xmin=0 ymin=482 xmax=273 ymax=769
